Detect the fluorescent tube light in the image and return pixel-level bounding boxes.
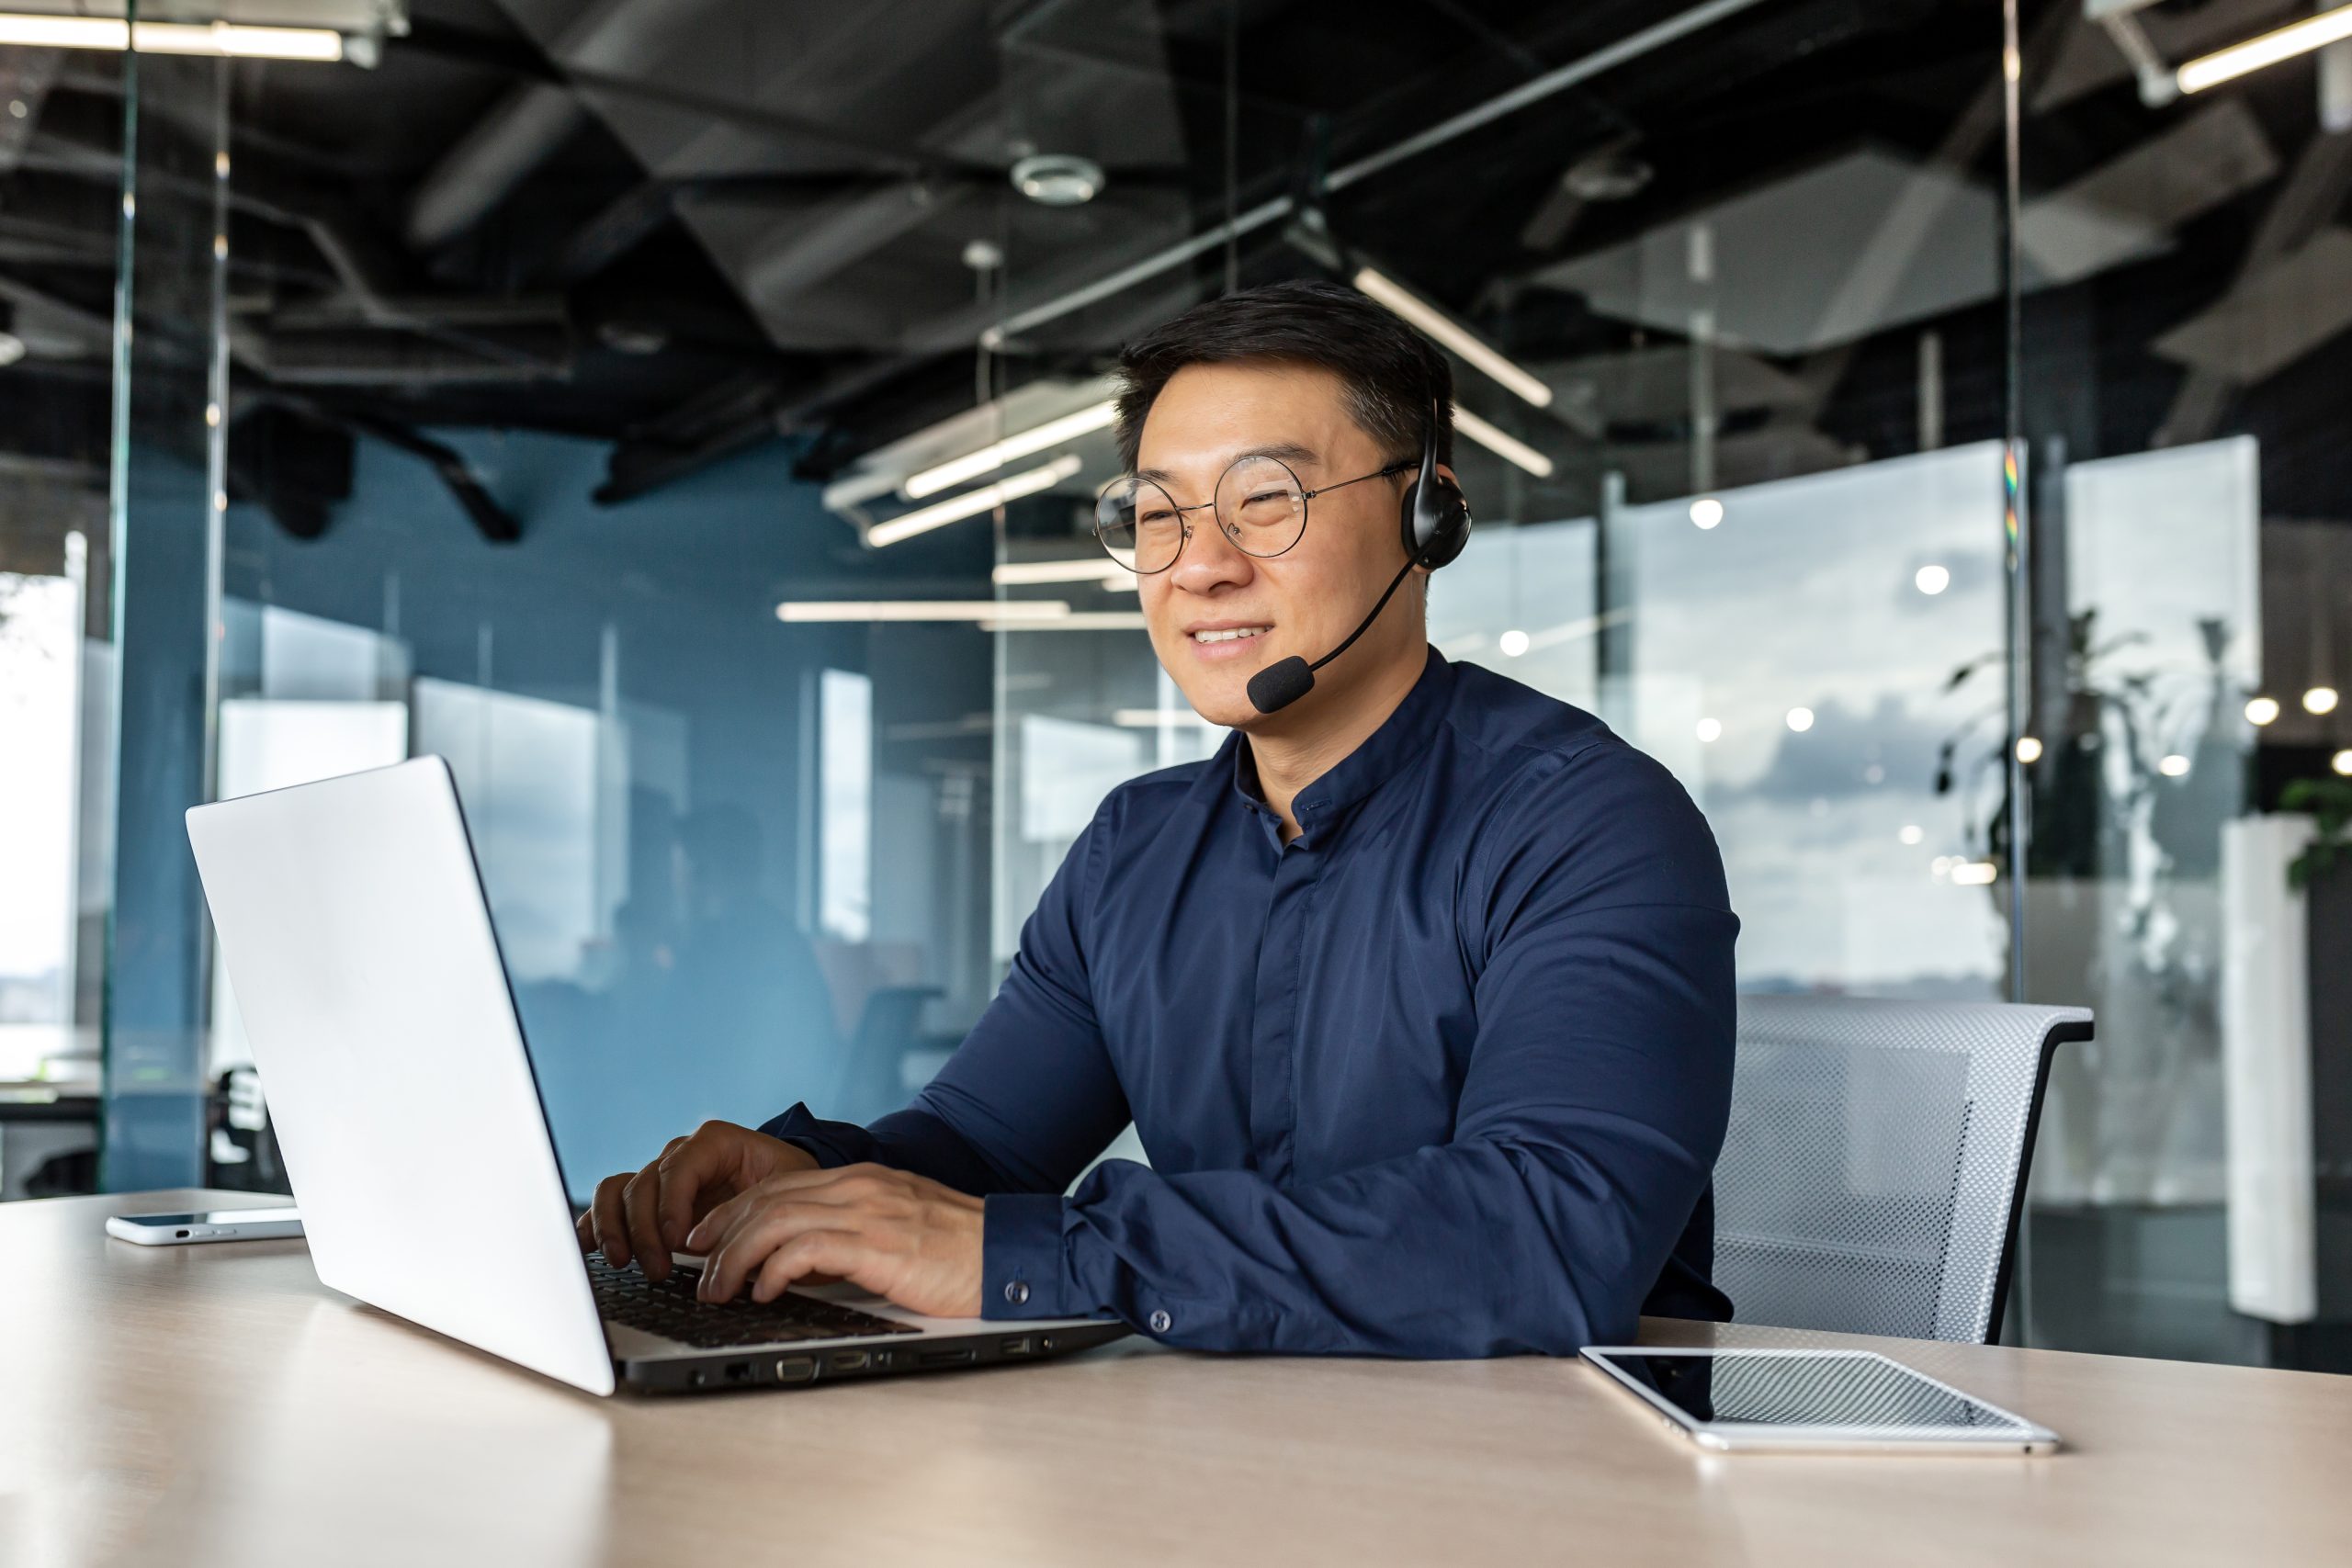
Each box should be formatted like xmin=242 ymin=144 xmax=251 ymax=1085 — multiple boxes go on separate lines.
xmin=1352 ymin=266 xmax=1554 ymax=408
xmin=776 ymin=601 xmax=1072 ymax=624
xmin=978 ymin=611 xmax=1150 ymax=632
xmin=0 ymin=16 xmax=346 ymax=61
xmin=1451 ymin=403 xmax=1555 ymax=478
xmin=990 ymin=558 xmax=1137 ymax=588
xmin=2177 ymin=4 xmax=2352 ymax=94
xmin=1110 ymin=708 xmax=1222 ymax=728
xmin=867 ymin=454 xmax=1084 ymax=548
xmin=905 ymin=401 xmax=1117 ymax=499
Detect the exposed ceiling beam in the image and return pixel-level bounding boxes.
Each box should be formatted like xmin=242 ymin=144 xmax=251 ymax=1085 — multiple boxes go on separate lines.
xmin=402 ymin=0 xmax=805 ymax=252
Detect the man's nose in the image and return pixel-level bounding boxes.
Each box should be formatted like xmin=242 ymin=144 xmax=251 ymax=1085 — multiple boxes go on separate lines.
xmin=1170 ymin=508 xmax=1253 ymax=592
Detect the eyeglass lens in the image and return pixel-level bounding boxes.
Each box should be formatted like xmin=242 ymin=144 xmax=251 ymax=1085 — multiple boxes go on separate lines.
xmin=1094 ymin=455 xmax=1307 ymax=572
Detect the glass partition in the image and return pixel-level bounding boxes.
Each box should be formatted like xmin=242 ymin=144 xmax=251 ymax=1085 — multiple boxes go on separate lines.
xmin=2015 ymin=0 xmax=2345 ymax=1367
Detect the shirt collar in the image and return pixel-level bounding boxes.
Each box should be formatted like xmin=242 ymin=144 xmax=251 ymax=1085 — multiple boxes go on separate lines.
xmin=1230 ymin=646 xmax=1455 ymax=837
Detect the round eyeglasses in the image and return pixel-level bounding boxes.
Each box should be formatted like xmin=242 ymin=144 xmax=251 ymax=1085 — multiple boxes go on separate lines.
xmin=1093 ymin=454 xmax=1413 ymax=574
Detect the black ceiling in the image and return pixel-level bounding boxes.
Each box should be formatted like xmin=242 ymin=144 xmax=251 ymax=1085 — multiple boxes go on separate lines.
xmin=0 ymin=0 xmax=2345 ymax=529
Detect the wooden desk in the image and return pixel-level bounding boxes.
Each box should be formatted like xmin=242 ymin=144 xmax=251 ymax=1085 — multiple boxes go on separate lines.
xmin=7 ymin=1190 xmax=2348 ymax=1567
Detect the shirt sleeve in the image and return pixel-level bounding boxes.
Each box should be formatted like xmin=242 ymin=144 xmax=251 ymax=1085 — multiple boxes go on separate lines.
xmin=984 ymin=741 xmax=1738 ymax=1356
xmin=757 ymin=796 xmax=1135 ymax=1203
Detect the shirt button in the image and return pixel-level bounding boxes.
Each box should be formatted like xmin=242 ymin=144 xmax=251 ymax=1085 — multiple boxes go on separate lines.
xmin=1148 ymin=1309 xmax=1171 ymax=1334
xmin=1004 ymin=1280 xmax=1030 ymax=1306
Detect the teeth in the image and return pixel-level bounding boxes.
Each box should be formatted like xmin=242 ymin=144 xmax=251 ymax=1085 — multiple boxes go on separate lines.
xmin=1193 ymin=626 xmax=1270 ymax=644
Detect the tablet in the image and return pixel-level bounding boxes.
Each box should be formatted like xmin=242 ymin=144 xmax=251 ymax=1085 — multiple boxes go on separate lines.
xmin=1580 ymin=1347 xmax=2060 ymax=1454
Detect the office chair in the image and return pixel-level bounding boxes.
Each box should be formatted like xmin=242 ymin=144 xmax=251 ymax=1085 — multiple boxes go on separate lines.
xmin=1713 ymin=995 xmax=2095 ymax=1344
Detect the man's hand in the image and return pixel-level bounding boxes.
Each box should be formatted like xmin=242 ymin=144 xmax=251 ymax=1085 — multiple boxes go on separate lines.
xmin=577 ymin=1120 xmax=819 ymax=1281
xmin=684 ymin=1163 xmax=986 ymax=1319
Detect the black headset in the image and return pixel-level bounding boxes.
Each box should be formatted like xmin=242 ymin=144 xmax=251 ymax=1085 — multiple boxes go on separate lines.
xmin=1400 ymin=399 xmax=1473 ymax=570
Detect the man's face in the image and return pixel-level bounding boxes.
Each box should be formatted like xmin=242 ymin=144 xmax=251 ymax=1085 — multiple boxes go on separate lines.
xmin=1132 ymin=361 xmax=1430 ymax=732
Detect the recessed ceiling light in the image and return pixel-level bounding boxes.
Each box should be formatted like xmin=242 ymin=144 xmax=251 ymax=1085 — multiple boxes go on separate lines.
xmin=1011 ymin=154 xmax=1105 ymax=208
xmin=0 ymin=331 xmax=24 ymax=368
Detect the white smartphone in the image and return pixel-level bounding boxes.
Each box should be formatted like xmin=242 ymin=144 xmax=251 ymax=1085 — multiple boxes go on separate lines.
xmin=106 ymin=1207 xmax=304 ymax=1246
xmin=1580 ymin=1347 xmax=2061 ymax=1454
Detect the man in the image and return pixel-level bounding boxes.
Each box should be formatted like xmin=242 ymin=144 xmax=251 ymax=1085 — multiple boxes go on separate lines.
xmin=580 ymin=279 xmax=1739 ymax=1356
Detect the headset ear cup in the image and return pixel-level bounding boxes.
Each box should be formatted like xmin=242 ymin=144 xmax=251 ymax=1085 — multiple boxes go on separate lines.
xmin=1412 ymin=476 xmax=1472 ymax=569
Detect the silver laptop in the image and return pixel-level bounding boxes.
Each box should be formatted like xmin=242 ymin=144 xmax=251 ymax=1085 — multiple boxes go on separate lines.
xmin=186 ymin=756 xmax=1127 ymax=1396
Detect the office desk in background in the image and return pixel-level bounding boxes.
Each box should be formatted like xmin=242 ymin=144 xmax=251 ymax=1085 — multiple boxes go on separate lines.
xmin=6 ymin=1190 xmax=2348 ymax=1568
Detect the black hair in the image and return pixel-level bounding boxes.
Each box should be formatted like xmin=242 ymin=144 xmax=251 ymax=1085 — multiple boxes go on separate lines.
xmin=1111 ymin=278 xmax=1454 ymax=472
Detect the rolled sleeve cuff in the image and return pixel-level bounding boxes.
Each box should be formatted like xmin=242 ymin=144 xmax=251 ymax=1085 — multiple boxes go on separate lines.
xmin=983 ymin=1192 xmax=1073 ymax=1320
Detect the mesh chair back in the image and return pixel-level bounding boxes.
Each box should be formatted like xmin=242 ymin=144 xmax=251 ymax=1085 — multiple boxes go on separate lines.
xmin=1713 ymin=996 xmax=2093 ymax=1344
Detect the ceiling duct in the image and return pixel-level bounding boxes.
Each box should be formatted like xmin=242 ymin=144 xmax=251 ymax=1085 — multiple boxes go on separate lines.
xmin=404 ymin=0 xmax=738 ymax=251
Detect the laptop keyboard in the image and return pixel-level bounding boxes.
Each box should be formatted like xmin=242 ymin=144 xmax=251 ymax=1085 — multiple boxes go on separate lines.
xmin=588 ymin=1256 xmax=923 ymax=1348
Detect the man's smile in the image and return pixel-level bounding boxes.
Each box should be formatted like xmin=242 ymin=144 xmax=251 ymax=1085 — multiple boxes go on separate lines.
xmin=1184 ymin=621 xmax=1274 ymax=659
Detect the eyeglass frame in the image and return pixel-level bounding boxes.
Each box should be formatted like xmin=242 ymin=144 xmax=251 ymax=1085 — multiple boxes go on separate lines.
xmin=1093 ymin=454 xmax=1417 ymax=574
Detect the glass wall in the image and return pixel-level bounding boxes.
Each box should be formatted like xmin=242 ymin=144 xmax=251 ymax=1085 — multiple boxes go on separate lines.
xmin=2016 ymin=0 xmax=2346 ymax=1365
xmin=0 ymin=37 xmax=119 ymax=1200
xmin=31 ymin=0 xmax=2350 ymax=1371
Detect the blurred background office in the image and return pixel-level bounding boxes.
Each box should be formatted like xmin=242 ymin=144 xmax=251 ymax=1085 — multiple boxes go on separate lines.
xmin=0 ymin=0 xmax=2347 ymax=1371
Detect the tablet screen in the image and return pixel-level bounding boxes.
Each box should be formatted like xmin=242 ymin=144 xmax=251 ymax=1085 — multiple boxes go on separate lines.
xmin=1597 ymin=1350 xmax=2030 ymax=1433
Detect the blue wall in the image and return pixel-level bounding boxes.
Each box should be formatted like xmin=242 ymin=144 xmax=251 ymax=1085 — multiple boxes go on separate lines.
xmin=216 ymin=428 xmax=995 ymax=1194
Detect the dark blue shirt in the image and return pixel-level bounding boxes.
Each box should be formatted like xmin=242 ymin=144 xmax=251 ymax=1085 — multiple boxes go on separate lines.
xmin=763 ymin=648 xmax=1739 ymax=1356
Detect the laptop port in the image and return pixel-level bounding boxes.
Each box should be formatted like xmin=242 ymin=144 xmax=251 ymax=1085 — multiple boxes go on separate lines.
xmin=916 ymin=1348 xmax=978 ymax=1368
xmin=829 ymin=1350 xmax=870 ymax=1372
xmin=724 ymin=1361 xmax=754 ymax=1384
xmin=1000 ymin=1337 xmax=1033 ymax=1356
xmin=773 ymin=1356 xmax=816 ymax=1383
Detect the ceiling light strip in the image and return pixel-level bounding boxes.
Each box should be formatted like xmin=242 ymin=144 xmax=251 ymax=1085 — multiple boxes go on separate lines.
xmin=2177 ymin=4 xmax=2352 ymax=94
xmin=777 ymin=601 xmax=1073 ymax=624
xmin=990 ymin=558 xmax=1137 ymax=587
xmin=1354 ymin=268 xmax=1553 ymax=408
xmin=866 ymin=454 xmax=1084 ymax=548
xmin=1452 ymin=403 xmax=1555 ymax=478
xmin=905 ymin=401 xmax=1117 ymax=499
xmin=0 ymin=16 xmax=346 ymax=61
xmin=978 ymin=612 xmax=1149 ymax=632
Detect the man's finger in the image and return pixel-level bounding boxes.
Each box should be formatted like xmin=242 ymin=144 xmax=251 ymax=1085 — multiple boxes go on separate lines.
xmin=682 ymin=1176 xmax=871 ymax=1253
xmin=589 ymin=1172 xmax=632 ymax=1267
xmin=750 ymin=1230 xmax=863 ymax=1303
xmin=621 ymin=1153 xmax=677 ymax=1280
xmin=653 ymin=1131 xmax=729 ymax=1257
xmin=699 ymin=1200 xmax=865 ymax=1303
xmin=724 ymin=1160 xmax=893 ymax=1200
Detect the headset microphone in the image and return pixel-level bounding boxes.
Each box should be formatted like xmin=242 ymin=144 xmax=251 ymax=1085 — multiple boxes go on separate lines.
xmin=1247 ymin=400 xmax=1471 ymax=716
xmin=1247 ymin=558 xmax=1419 ymax=714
